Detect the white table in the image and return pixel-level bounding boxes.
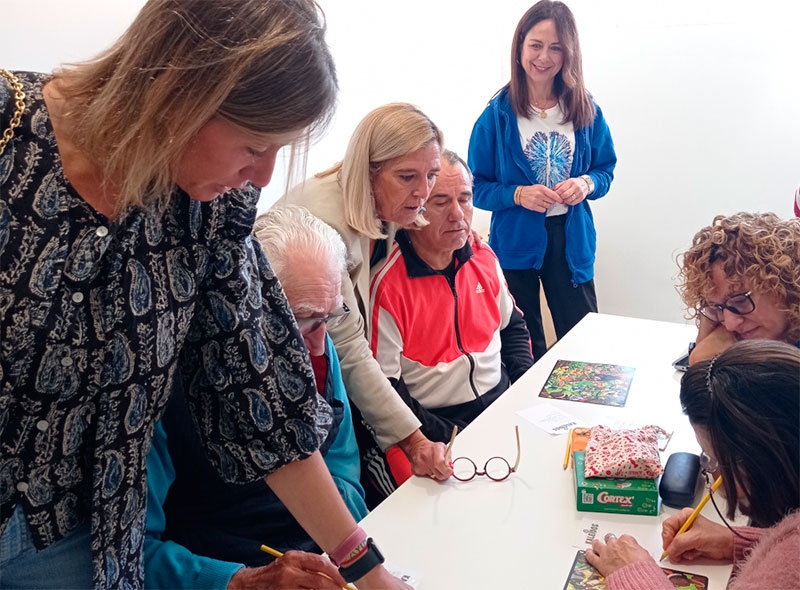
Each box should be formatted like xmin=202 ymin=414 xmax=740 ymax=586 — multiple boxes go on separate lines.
xmin=360 ymin=313 xmax=740 ymax=589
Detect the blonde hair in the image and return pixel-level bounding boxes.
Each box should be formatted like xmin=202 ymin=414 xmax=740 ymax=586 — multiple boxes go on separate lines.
xmin=677 ymin=212 xmax=800 ymax=343
xmin=54 ymin=0 xmax=337 ymax=214
xmin=317 ymin=103 xmax=443 ymax=239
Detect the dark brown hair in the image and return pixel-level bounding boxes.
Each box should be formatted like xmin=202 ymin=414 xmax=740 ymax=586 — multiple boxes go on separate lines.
xmin=506 ymin=0 xmax=594 ymax=127
xmin=681 ymin=340 xmax=800 ymax=527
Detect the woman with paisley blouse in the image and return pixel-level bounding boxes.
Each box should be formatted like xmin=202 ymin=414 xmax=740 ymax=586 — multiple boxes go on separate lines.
xmin=0 ymin=1 xmax=405 ymax=588
xmin=468 ymin=0 xmax=616 ymax=360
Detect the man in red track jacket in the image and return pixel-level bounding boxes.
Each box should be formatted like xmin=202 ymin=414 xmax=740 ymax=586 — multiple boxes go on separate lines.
xmin=368 ymin=150 xmax=534 ymax=450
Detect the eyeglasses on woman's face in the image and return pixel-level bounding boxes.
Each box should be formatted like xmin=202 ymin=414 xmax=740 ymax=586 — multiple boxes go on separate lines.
xmin=699 ymin=450 xmax=719 ymax=474
xmin=451 ymin=425 xmax=521 ymax=482
xmin=698 ymin=291 xmax=755 ymax=323
xmin=700 ymin=451 xmax=747 ymax=539
xmin=295 ymin=303 xmax=350 ymax=336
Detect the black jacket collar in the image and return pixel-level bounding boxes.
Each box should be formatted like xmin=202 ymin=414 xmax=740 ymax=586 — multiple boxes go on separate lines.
xmin=395 ymin=229 xmax=474 ymax=279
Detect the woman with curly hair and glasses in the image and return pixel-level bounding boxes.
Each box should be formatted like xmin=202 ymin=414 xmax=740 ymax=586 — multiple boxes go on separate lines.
xmin=585 ymin=339 xmax=800 ymax=589
xmin=677 ymin=212 xmax=800 ymax=364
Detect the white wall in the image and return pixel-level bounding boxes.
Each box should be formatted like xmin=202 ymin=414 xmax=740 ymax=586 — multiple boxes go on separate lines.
xmin=5 ymin=0 xmax=799 ymax=326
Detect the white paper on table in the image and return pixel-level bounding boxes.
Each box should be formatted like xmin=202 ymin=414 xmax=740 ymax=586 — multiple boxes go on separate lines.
xmin=385 ymin=563 xmax=421 ymax=589
xmin=516 ymin=404 xmax=580 ymax=435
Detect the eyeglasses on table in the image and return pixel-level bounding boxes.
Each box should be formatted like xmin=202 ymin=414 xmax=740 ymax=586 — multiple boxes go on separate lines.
xmin=450 ymin=425 xmax=521 ymax=482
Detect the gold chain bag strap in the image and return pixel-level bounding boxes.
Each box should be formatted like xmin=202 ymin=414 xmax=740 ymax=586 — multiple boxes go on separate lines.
xmin=0 ymin=68 xmax=26 ymax=156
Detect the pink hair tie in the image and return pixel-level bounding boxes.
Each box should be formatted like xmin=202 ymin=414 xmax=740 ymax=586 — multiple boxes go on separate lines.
xmin=329 ymin=526 xmax=367 ymax=567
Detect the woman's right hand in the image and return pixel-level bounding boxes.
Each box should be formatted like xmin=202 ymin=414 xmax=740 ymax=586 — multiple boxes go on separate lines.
xmin=227 ymin=551 xmax=345 ymax=589
xmin=516 ymin=184 xmax=563 ymax=213
xmin=661 ymin=510 xmax=735 ymax=563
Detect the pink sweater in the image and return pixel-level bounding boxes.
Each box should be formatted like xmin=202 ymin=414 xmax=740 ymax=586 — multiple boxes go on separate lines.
xmin=607 ymin=512 xmax=800 ymax=590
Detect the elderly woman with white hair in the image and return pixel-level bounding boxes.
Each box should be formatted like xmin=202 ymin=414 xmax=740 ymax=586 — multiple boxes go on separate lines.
xmin=144 ymin=205 xmax=379 ymax=590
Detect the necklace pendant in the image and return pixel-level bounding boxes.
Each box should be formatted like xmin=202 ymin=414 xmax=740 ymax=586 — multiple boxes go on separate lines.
xmin=539 ymin=109 xmax=547 ymax=119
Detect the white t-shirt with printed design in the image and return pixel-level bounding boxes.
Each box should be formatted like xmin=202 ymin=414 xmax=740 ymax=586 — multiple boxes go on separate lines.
xmin=517 ymin=103 xmax=575 ymax=217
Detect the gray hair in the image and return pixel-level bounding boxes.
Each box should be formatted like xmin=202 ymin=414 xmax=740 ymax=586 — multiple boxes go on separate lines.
xmin=441 ymin=149 xmax=473 ymax=184
xmin=253 ymin=204 xmax=347 ymax=284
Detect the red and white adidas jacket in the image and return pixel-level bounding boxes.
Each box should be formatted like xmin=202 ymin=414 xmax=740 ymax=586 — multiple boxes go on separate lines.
xmin=369 ymin=231 xmax=532 ymax=413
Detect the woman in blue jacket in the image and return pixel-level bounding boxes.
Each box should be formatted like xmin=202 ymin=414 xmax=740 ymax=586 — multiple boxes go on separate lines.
xmin=468 ymin=0 xmax=616 ymax=359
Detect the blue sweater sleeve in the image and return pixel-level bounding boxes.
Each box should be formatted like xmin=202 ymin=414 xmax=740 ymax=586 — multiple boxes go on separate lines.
xmin=322 ymin=336 xmax=369 ymax=522
xmin=144 ymin=421 xmax=244 ymax=589
xmin=579 ymin=101 xmax=616 ymax=201
xmin=469 ymin=103 xmax=519 ymax=212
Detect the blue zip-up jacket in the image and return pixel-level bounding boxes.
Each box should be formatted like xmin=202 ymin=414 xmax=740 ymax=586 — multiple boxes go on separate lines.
xmin=468 ymin=87 xmax=617 ymax=284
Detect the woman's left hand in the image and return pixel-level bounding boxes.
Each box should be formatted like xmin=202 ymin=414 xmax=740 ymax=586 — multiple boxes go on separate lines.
xmin=553 ymin=177 xmax=588 ymax=206
xmin=584 ymin=533 xmax=655 ymax=577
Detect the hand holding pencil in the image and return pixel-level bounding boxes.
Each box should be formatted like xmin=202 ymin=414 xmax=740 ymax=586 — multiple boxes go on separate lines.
xmin=585 ymin=474 xmax=735 ymax=576
xmin=660 ymin=476 xmax=736 ymax=563
xmin=256 ymin=545 xmax=355 ymax=589
xmin=660 ymin=475 xmax=721 ymax=560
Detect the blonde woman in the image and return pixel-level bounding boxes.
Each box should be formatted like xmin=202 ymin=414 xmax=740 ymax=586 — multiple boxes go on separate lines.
xmin=0 ymin=1 xmax=404 ymax=587
xmin=278 ymin=103 xmax=454 ymax=498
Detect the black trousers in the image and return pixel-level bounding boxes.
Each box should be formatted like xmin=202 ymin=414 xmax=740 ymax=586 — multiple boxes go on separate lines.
xmin=503 ymin=215 xmax=597 ymax=360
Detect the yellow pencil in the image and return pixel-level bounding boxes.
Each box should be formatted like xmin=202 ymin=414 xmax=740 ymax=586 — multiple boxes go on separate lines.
xmin=260 ymin=544 xmax=358 ymax=590
xmin=563 ymin=428 xmax=574 ymax=470
xmin=659 ymin=475 xmax=723 ymax=561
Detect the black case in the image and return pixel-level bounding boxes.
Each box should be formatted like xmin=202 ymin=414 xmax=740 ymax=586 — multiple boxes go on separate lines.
xmin=659 ymin=452 xmax=701 ymax=508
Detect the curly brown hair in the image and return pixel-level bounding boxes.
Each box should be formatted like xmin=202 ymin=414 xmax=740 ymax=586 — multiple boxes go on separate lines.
xmin=677 ymin=212 xmax=800 ymax=343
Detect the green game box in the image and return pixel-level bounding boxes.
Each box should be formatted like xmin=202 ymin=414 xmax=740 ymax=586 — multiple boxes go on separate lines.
xmin=573 ymin=451 xmax=659 ymax=516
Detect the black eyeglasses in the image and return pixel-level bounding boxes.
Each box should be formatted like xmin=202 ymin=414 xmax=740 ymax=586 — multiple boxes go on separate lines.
xmin=700 ymin=452 xmax=746 ymax=539
xmin=451 ymin=425 xmax=521 ymax=482
xmin=295 ymin=304 xmax=350 ymax=335
xmin=698 ymin=291 xmax=755 ymax=323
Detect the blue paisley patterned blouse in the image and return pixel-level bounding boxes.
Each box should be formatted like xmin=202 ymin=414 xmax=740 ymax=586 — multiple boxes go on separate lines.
xmin=0 ymin=71 xmax=332 ymax=588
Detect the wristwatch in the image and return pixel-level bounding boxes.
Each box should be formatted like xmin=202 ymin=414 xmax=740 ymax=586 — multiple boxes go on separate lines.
xmin=338 ymin=538 xmax=385 ymax=583
xmin=580 ymin=174 xmax=595 ymax=195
